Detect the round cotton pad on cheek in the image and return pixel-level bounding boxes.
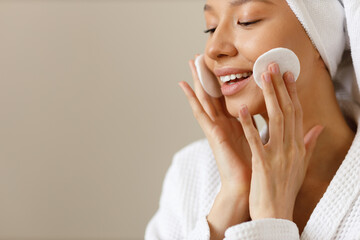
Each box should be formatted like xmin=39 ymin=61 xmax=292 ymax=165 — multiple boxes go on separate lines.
xmin=195 ymin=55 xmax=222 ymax=98
xmin=253 ymin=47 xmax=301 ymax=89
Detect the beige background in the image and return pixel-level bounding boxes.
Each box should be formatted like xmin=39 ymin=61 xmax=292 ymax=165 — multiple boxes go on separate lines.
xmin=0 ymin=1 xmax=264 ymax=239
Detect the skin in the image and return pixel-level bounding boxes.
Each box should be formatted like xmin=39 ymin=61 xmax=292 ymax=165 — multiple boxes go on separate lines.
xmin=179 ymin=0 xmax=356 ymax=239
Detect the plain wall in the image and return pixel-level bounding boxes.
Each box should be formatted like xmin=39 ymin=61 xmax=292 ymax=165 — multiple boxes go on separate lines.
xmin=0 ymin=1 xmax=264 ymax=239
xmin=0 ymin=1 xmax=206 ymax=239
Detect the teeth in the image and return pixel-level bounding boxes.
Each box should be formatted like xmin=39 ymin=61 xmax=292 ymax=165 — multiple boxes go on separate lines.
xmin=220 ymin=72 xmax=252 ymax=83
xmin=220 ymin=75 xmax=231 ymax=82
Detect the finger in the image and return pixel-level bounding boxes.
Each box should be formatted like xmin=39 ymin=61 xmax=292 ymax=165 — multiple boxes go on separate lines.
xmin=268 ymin=63 xmax=295 ymax=145
xmin=178 ymin=81 xmax=215 ymax=132
xmin=284 ymin=71 xmax=304 ymax=145
xmin=252 ymin=115 xmax=260 ymax=132
xmin=303 ymin=125 xmax=325 ymax=167
xmin=238 ymin=104 xmax=264 ymax=159
xmin=190 ymin=57 xmax=230 ymax=118
xmin=189 ymin=59 xmax=218 ymax=119
xmin=261 ymin=71 xmax=284 ymax=146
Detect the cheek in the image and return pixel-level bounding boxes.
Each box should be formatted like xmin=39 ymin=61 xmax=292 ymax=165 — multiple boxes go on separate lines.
xmin=204 ymin=46 xmax=216 ymax=72
xmin=233 ymin=18 xmax=310 ymax=63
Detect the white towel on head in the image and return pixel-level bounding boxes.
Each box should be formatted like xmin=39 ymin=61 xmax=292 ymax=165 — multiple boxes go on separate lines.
xmin=285 ymin=0 xmax=360 ymax=128
xmin=285 ymin=0 xmax=346 ymax=78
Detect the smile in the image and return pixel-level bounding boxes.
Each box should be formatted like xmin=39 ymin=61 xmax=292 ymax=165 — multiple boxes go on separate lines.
xmin=219 ymin=72 xmax=253 ymax=85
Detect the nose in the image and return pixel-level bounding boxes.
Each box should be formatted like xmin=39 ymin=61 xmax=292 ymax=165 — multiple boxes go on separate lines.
xmin=206 ymin=23 xmax=238 ymax=61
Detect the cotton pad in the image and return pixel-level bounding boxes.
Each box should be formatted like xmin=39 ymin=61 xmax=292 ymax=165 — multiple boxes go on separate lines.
xmin=195 ymin=54 xmax=222 ymax=98
xmin=253 ymin=48 xmax=301 ymax=89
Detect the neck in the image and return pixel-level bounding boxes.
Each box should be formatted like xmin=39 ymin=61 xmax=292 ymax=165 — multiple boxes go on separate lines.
xmin=300 ymin=88 xmax=355 ymax=183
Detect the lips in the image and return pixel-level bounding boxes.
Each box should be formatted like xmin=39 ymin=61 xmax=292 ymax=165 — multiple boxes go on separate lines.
xmin=214 ymin=68 xmax=252 ymax=76
xmin=211 ymin=67 xmax=253 ymax=95
xmin=220 ymin=73 xmax=253 ymax=96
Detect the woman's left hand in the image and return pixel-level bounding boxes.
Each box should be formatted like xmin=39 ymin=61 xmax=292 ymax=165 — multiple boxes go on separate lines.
xmin=238 ymin=62 xmax=325 ymax=221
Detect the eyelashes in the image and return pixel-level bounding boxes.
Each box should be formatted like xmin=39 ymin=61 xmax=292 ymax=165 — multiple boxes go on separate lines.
xmin=239 ymin=20 xmax=261 ymax=26
xmin=204 ymin=28 xmax=216 ymax=34
xmin=204 ymin=20 xmax=261 ymax=34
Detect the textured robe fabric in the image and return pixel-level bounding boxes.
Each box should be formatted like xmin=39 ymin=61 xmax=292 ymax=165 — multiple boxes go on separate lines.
xmin=145 ymin=99 xmax=360 ymax=239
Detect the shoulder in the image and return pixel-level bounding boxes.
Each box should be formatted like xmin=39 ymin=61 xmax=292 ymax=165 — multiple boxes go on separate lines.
xmin=148 ymin=139 xmax=219 ymax=237
xmin=167 ymin=138 xmax=219 ymax=193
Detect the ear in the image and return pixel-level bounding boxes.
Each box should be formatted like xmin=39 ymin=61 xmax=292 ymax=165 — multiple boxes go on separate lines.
xmin=313 ymin=44 xmax=322 ymax=61
xmin=314 ymin=47 xmax=327 ymax=70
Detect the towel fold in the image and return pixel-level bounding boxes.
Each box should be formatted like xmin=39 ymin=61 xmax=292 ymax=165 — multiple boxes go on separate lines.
xmin=285 ymin=0 xmax=346 ymax=78
xmin=287 ymin=0 xmax=360 ymax=123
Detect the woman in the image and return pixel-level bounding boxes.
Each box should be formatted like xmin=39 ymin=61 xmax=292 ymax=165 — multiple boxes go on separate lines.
xmin=146 ymin=0 xmax=360 ymax=239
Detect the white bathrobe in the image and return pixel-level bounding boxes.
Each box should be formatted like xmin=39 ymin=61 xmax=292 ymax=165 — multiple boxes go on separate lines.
xmin=145 ymin=99 xmax=360 ymax=239
xmin=145 ymin=2 xmax=360 ymax=239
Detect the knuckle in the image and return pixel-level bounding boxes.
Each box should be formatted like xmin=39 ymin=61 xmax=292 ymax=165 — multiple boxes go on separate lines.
xmin=273 ymin=112 xmax=284 ymax=125
xmin=265 ymin=85 xmax=274 ymax=94
xmin=253 ymin=158 xmax=268 ymax=172
xmin=247 ymin=134 xmax=258 ymax=144
xmin=286 ymin=146 xmax=297 ymax=160
xmin=294 ymin=104 xmax=301 ymax=114
xmin=297 ymin=106 xmax=304 ymax=119
xmin=198 ymin=95 xmax=206 ymax=103
xmin=289 ymin=85 xmax=297 ymax=95
xmin=284 ymin=103 xmax=295 ymax=116
xmin=193 ymin=108 xmax=203 ymax=119
xmin=295 ymin=110 xmax=303 ymax=123
xmin=295 ymin=144 xmax=306 ymax=158
xmin=276 ymin=78 xmax=285 ymax=87
xmin=211 ymin=125 xmax=223 ymax=139
xmin=244 ymin=115 xmax=253 ymax=124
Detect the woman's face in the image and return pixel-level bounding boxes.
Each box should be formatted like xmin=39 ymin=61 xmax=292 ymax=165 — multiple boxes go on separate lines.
xmin=203 ymin=0 xmax=319 ymax=118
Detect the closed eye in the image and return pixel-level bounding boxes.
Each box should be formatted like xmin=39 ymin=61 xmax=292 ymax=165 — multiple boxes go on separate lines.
xmin=204 ymin=27 xmax=216 ymax=34
xmin=204 ymin=20 xmax=261 ymax=34
xmin=238 ymin=20 xmax=261 ymax=27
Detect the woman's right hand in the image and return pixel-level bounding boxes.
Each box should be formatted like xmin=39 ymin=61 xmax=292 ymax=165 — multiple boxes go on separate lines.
xmin=179 ymin=57 xmax=253 ymax=196
xmin=179 ymin=57 xmax=255 ymax=239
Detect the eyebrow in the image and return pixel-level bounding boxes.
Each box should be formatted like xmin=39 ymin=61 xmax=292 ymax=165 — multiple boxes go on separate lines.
xmin=204 ymin=0 xmax=273 ymax=11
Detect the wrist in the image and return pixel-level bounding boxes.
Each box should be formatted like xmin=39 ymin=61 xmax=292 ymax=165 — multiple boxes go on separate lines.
xmin=251 ymin=206 xmax=294 ymax=221
xmin=220 ymin=182 xmax=251 ymax=198
xmin=207 ymin=188 xmax=250 ymax=240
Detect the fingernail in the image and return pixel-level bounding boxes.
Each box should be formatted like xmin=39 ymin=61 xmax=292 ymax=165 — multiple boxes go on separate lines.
xmin=317 ymin=126 xmax=325 ymax=138
xmin=240 ymin=104 xmax=248 ymax=117
xmin=286 ymin=72 xmax=295 ymax=83
xmin=262 ymin=72 xmax=271 ymax=83
xmin=270 ymin=63 xmax=279 ymax=74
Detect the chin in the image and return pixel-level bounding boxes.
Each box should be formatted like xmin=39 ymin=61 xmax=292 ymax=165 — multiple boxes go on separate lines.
xmin=224 ymin=92 xmax=266 ymax=118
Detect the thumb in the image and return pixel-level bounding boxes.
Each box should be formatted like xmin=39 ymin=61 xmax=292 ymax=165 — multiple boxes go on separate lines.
xmin=304 ymin=125 xmax=325 ymax=161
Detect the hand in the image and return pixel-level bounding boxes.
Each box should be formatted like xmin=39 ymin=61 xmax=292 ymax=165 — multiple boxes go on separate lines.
xmin=238 ymin=63 xmax=324 ymax=221
xmin=179 ymin=56 xmax=253 ymax=195
xmin=179 ymin=56 xmax=254 ymax=239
